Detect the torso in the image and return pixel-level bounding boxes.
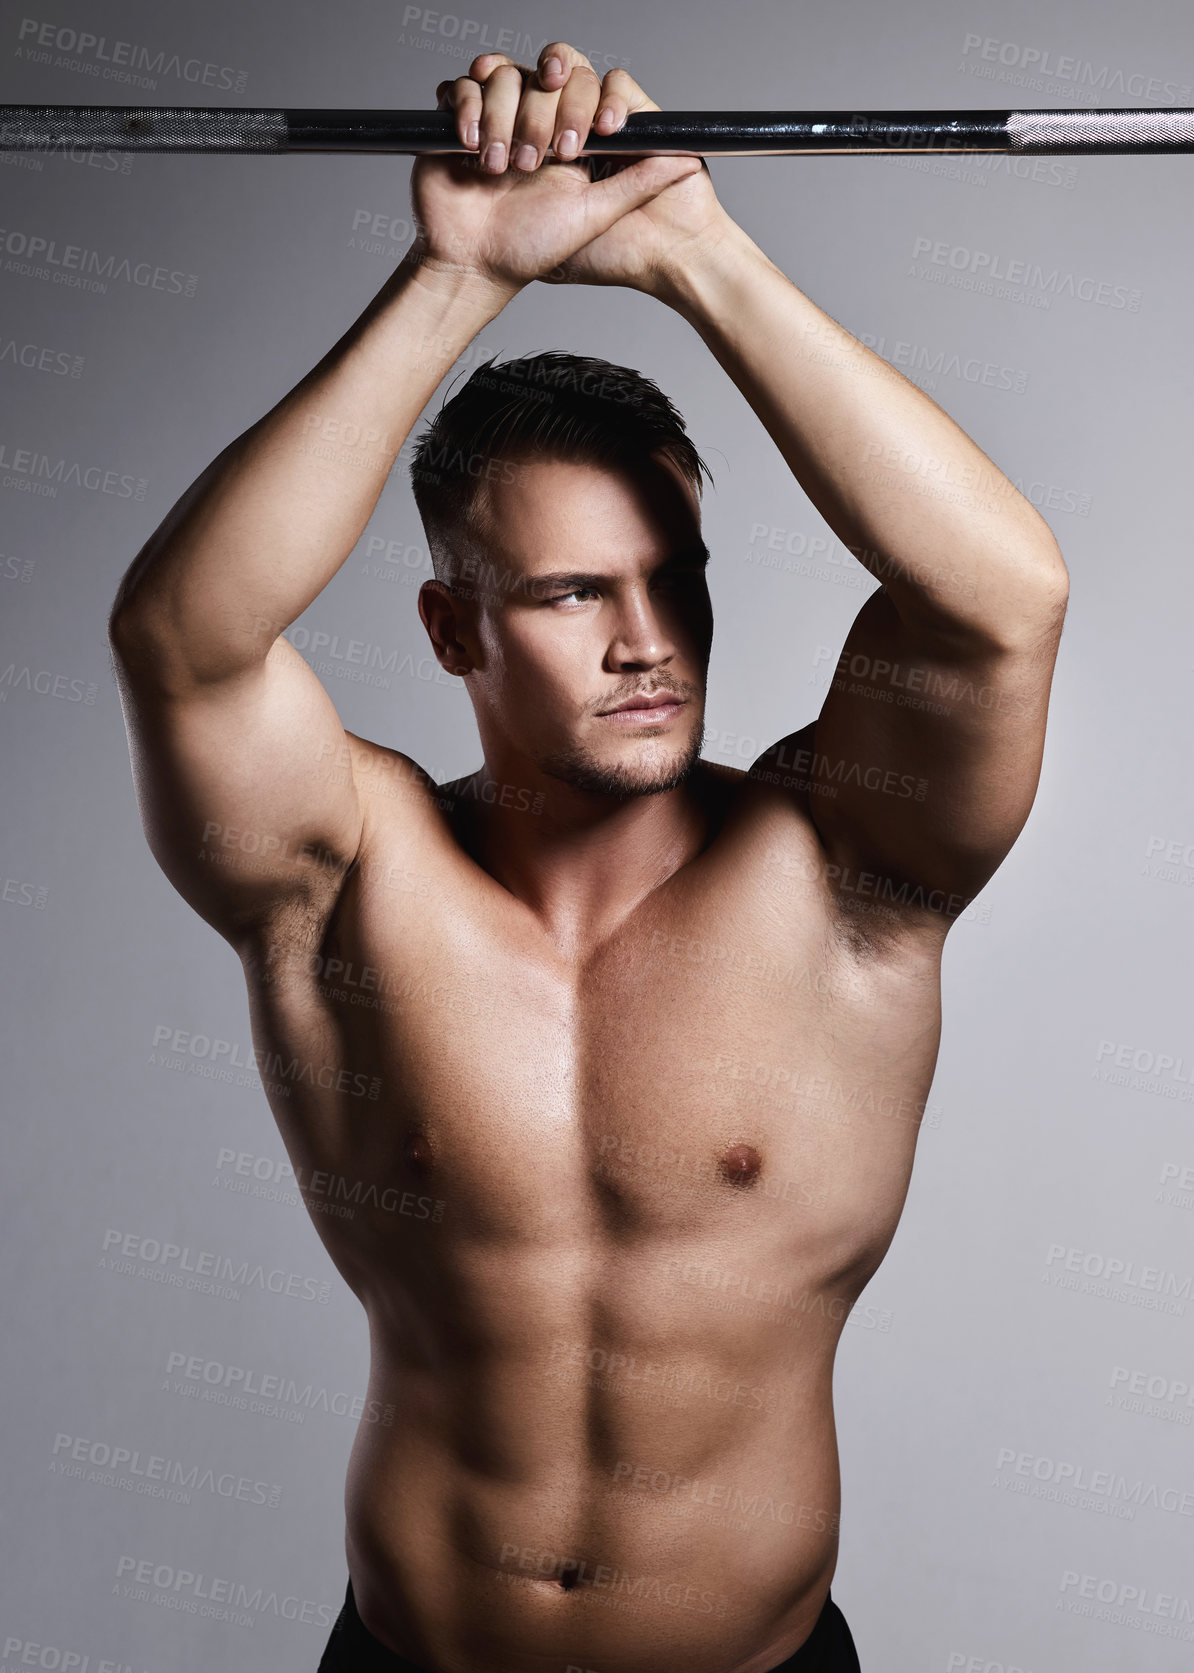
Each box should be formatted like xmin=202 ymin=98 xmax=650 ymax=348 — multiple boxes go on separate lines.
xmin=237 ymin=734 xmax=947 ymax=1673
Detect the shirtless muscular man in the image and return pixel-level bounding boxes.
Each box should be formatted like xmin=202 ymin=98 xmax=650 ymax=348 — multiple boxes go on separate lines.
xmin=107 ymin=39 xmax=1069 ymax=1673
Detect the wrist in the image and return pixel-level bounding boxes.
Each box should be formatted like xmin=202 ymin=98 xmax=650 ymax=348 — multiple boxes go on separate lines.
xmin=345 ymin=245 xmax=519 ymax=385
xmin=401 ymin=241 xmax=523 ymax=317
xmin=650 ymin=214 xmax=771 ymax=319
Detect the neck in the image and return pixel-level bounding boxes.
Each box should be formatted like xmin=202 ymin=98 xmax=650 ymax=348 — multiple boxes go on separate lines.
xmin=445 ymin=759 xmax=719 ymax=959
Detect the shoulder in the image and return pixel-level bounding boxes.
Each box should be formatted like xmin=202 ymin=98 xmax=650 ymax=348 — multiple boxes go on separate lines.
xmin=336 ymin=733 xmax=473 ymax=887
xmin=744 ymin=720 xmax=819 ymax=803
xmin=714 ymin=727 xmax=953 ymax=967
xmin=342 ymin=732 xmax=442 ymax=816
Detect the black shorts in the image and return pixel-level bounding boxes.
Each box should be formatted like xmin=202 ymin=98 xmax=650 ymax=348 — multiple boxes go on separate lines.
xmin=317 ymin=1578 xmax=861 ymax=1672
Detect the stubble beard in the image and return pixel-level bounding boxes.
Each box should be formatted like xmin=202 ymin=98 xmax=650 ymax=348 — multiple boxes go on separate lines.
xmin=536 ymin=713 xmax=707 ymax=800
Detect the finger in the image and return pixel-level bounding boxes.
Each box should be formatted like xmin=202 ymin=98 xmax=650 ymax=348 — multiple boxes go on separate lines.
xmin=531 ymin=42 xmax=595 ymax=162
xmin=439 ymin=76 xmax=483 ymax=150
xmin=473 ymin=60 xmax=523 ymax=172
xmin=508 ymin=41 xmax=596 ymax=170
xmin=593 ymin=66 xmax=659 ymax=136
xmin=578 ymin=153 xmax=703 ymax=241
xmin=469 ymin=50 xmax=515 ymax=80
xmin=532 ymin=39 xmax=595 ymax=93
xmin=510 ymin=80 xmax=562 ymax=171
xmin=552 ymin=65 xmax=603 ymax=161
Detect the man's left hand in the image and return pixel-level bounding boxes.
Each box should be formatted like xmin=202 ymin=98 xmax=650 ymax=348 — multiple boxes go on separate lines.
xmin=440 ymin=41 xmax=736 ymax=298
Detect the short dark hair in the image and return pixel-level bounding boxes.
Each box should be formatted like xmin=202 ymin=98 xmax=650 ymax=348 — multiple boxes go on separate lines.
xmin=408 ymin=350 xmax=713 ymax=585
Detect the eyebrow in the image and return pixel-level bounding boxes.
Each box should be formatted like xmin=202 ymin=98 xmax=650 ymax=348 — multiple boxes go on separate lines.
xmin=530 ymin=545 xmax=711 ymax=592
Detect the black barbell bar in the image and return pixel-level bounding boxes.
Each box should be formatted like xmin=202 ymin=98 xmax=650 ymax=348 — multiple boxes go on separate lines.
xmin=2 ymin=105 xmax=1194 ymax=154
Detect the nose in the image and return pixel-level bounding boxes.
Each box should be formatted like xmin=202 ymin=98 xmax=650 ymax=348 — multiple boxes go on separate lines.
xmin=603 ymin=583 xmax=677 ymax=672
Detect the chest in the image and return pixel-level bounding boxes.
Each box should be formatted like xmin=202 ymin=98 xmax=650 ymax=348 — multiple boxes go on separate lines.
xmin=291 ymin=837 xmax=940 ymax=1265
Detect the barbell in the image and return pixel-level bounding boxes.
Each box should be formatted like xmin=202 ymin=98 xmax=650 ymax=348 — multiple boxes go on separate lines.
xmin=2 ymin=105 xmax=1194 ymax=154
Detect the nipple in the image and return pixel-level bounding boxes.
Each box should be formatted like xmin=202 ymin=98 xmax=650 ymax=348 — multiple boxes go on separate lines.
xmin=402 ymin=1130 xmax=435 ymax=1175
xmin=719 ymin=1143 xmax=763 ymax=1188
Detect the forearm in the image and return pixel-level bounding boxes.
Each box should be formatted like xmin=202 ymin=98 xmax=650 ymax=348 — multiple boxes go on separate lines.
xmin=658 ymin=219 xmax=1067 ymax=644
xmin=109 ymin=252 xmax=515 ymax=682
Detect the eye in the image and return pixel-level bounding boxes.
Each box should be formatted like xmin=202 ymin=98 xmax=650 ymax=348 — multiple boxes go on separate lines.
xmin=551 ymin=587 xmax=600 ymax=606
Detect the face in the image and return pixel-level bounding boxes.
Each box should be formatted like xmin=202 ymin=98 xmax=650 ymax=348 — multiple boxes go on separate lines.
xmin=423 ymin=451 xmax=714 ymax=799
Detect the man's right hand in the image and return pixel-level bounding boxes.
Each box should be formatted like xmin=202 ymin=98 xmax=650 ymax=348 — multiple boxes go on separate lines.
xmin=408 ymin=42 xmax=703 ymax=297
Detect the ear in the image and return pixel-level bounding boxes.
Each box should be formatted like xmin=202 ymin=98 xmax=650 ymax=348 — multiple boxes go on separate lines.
xmin=418 ymin=580 xmax=477 ymax=676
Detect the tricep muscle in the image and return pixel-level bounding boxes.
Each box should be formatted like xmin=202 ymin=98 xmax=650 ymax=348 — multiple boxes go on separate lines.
xmin=755 ymin=581 xmax=1067 ymax=926
xmin=111 ymin=632 xmax=365 ymax=947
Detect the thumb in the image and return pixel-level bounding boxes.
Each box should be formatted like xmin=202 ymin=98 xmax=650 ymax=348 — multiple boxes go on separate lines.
xmin=578 ymin=153 xmax=703 ymax=238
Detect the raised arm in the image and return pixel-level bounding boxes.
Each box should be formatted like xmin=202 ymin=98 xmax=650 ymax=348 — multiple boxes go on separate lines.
xmin=651 ymin=218 xmax=1070 ymax=944
xmin=453 ymin=49 xmax=1068 ymax=944
xmin=107 ymin=254 xmax=513 ymax=949
xmin=108 ymin=54 xmax=701 ymax=951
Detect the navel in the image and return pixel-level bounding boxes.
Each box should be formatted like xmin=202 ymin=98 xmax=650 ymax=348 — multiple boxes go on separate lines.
xmin=719 ymin=1143 xmax=763 ymax=1188
xmin=402 ymin=1130 xmax=435 ymax=1175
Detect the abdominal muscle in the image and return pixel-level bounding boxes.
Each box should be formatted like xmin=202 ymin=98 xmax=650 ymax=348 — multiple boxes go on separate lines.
xmin=339 ymin=1238 xmax=857 ymax=1673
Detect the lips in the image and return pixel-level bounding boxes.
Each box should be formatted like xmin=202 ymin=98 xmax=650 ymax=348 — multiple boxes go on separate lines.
xmin=599 ymin=691 xmax=687 ymax=715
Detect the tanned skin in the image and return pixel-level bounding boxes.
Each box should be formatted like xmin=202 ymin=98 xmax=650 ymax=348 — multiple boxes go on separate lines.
xmin=108 ymin=38 xmax=1069 ymax=1673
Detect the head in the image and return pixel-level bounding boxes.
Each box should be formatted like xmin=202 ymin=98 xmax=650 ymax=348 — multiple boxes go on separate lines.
xmin=411 ymin=352 xmax=715 ymax=800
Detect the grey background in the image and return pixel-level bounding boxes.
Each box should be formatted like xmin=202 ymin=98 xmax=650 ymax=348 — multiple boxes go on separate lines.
xmin=2 ymin=0 xmax=1193 ymax=1666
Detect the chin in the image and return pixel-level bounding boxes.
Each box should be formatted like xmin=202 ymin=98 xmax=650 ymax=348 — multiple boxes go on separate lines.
xmin=538 ymin=725 xmax=705 ymax=799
